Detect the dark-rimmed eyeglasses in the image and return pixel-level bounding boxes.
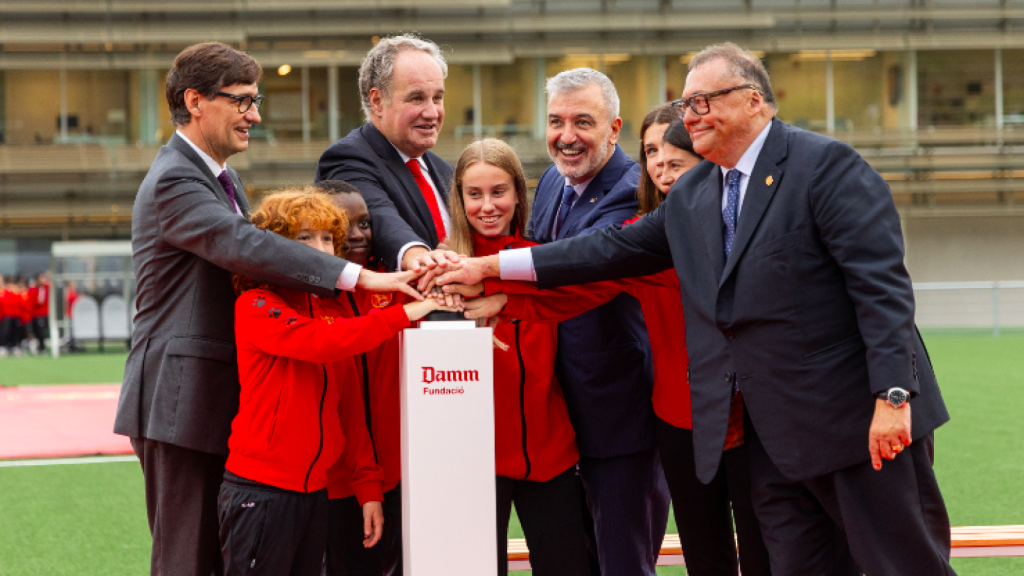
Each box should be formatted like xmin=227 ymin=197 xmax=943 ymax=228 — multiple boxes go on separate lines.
xmin=216 ymin=91 xmax=264 ymax=113
xmin=672 ymin=85 xmax=762 ymax=118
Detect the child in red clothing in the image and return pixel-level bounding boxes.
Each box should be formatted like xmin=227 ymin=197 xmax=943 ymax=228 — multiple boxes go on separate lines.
xmin=316 ymin=180 xmax=408 ymax=576
xmin=445 ymin=139 xmax=590 ymax=576
xmin=220 ymin=188 xmax=447 ymax=576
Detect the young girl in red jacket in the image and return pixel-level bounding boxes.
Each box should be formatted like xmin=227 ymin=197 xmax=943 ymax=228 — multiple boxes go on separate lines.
xmin=220 ymin=188 xmax=447 ymax=576
xmin=458 ymin=116 xmax=773 ymax=576
xmin=313 ymin=180 xmax=408 ymax=576
xmin=444 ymin=139 xmax=591 ymax=576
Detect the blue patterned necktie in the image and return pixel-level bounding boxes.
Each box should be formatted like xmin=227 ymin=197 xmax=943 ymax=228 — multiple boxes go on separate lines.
xmin=553 ymin=184 xmax=578 ymax=238
xmin=723 ymin=169 xmax=741 ymax=257
xmin=217 ymin=170 xmax=237 ymax=213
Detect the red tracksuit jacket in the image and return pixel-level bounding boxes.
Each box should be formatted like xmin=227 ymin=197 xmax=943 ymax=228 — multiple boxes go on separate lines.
xmin=484 ymin=219 xmax=693 ymax=430
xmin=30 ymin=284 xmax=49 ymax=319
xmin=323 ymin=283 xmax=408 ymax=500
xmin=477 ymin=232 xmax=579 ymax=482
xmin=229 ymin=286 xmax=408 ymax=503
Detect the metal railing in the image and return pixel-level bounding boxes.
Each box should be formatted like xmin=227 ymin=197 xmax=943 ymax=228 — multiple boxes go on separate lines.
xmin=914 ymin=281 xmax=1024 ymax=336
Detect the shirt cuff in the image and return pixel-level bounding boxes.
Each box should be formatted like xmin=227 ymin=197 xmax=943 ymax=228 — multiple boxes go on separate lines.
xmin=335 ymin=263 xmax=363 ymax=292
xmin=396 ymin=242 xmax=431 ymax=272
xmin=498 ymin=248 xmax=536 ymax=281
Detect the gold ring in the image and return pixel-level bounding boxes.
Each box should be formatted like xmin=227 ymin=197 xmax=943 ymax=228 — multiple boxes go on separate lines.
xmin=891 ymin=444 xmax=902 ymax=451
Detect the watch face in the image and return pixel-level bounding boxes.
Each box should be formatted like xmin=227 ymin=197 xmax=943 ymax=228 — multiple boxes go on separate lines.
xmin=889 ymin=388 xmax=908 ymax=407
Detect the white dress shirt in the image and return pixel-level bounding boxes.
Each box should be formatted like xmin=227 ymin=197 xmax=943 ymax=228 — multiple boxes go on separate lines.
xmin=393 ymin=145 xmax=452 ymax=270
xmin=499 ymin=120 xmax=774 ymax=281
xmin=176 ymin=130 xmax=362 ymax=291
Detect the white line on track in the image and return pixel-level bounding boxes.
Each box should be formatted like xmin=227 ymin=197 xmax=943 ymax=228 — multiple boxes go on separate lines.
xmin=0 ymin=455 xmax=136 ymax=468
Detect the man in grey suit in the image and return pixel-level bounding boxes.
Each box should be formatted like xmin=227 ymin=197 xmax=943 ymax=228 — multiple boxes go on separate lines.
xmin=114 ymin=42 xmax=423 ymax=576
xmin=439 ymin=43 xmax=955 ymax=575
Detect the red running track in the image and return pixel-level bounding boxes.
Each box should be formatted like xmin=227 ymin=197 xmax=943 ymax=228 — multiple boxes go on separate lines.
xmin=0 ymin=384 xmax=132 ymax=460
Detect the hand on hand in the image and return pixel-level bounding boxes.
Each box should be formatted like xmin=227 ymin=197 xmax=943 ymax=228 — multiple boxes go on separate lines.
xmin=357 ymin=269 xmax=425 ymax=301
xmin=403 ymin=248 xmax=462 ymax=292
xmin=463 ymin=294 xmax=507 ymax=320
xmin=433 ymin=255 xmax=500 ymax=290
xmin=362 ymin=501 xmax=384 ymax=548
xmin=868 ymin=398 xmax=912 ymax=471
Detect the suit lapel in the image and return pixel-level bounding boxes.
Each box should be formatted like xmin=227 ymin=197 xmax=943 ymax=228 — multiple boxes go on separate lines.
xmin=720 ymin=119 xmax=789 ymax=285
xmin=364 ymin=124 xmax=439 ymax=245
xmin=423 ymin=153 xmax=450 ymax=208
xmin=696 ymin=169 xmax=727 ymax=280
xmin=229 ymin=170 xmax=250 ymax=217
xmin=167 ymin=133 xmax=235 ymax=211
xmin=531 ymin=172 xmax=562 ymax=243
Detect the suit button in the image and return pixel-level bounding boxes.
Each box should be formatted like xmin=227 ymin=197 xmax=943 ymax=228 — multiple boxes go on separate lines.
xmin=725 ymin=330 xmax=735 ymax=339
xmin=724 ymin=373 xmax=732 ymax=382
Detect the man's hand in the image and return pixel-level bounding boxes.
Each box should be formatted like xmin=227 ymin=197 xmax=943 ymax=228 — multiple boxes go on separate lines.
xmin=434 ymin=255 xmax=501 ymax=290
xmin=403 ymin=247 xmax=463 ymax=292
xmin=464 ymin=294 xmax=507 ymax=320
xmin=357 ymin=269 xmax=424 ymax=301
xmin=438 ymin=282 xmax=484 ymax=298
xmin=362 ymin=501 xmax=384 ymax=548
xmin=868 ymin=398 xmax=912 ymax=471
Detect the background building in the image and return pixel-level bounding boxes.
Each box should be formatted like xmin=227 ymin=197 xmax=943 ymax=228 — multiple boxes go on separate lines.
xmin=1 ymin=0 xmax=1023 ymax=296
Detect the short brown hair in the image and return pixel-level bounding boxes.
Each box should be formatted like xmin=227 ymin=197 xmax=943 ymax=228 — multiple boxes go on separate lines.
xmin=166 ymin=42 xmax=262 ymax=127
xmin=446 ymin=139 xmax=530 ymax=258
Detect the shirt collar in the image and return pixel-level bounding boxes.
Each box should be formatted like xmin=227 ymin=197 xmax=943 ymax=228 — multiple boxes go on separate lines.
xmin=563 ymin=175 xmax=596 ymax=196
xmin=719 ymin=120 xmax=772 ymax=180
xmin=392 ymin=143 xmax=428 ymax=173
xmin=175 ymin=130 xmax=227 ymax=176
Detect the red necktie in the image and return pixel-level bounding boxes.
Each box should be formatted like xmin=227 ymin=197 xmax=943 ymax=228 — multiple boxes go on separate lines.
xmin=406 ymin=159 xmax=447 ymax=242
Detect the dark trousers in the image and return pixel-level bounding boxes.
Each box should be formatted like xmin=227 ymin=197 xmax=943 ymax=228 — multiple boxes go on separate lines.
xmin=578 ymin=448 xmax=671 ymax=576
xmin=325 ymin=484 xmax=403 ymax=576
xmin=131 ymin=437 xmax=227 ymax=576
xmin=218 ymin=471 xmax=329 ymax=576
xmin=656 ymin=417 xmax=772 ymax=576
xmin=496 ymin=466 xmax=591 ymax=576
xmin=746 ymin=413 xmax=956 ymax=576
xmin=31 ymin=317 xmax=48 ymax=349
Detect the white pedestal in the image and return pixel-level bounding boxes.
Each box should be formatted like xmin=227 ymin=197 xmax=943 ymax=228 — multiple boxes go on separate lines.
xmin=400 ymin=320 xmax=497 ymax=576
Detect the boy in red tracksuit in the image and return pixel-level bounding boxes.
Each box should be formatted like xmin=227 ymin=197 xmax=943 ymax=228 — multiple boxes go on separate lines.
xmin=29 ymin=272 xmax=50 ymax=354
xmin=316 ymin=180 xmax=408 ymax=576
xmin=0 ymin=276 xmax=9 ymax=356
xmin=444 ymin=140 xmax=590 ymax=576
xmin=220 ymin=188 xmax=446 ymax=576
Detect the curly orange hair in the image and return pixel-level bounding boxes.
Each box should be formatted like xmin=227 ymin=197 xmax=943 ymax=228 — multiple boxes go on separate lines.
xmin=233 ymin=186 xmax=349 ymax=296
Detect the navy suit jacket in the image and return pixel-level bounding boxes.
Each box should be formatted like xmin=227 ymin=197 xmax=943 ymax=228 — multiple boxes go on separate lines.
xmin=527 ymin=144 xmax=655 ymax=458
xmin=528 ymin=120 xmax=950 ymax=481
xmin=315 ymin=123 xmax=454 ymax=270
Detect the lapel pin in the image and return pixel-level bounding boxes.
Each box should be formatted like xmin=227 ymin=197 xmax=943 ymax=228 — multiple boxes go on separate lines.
xmin=766 ymin=176 xmax=774 ymax=186
xmin=590 ymin=198 xmax=596 ymax=203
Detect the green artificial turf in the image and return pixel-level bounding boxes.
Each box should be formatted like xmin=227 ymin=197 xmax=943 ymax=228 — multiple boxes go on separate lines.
xmin=0 ymin=350 xmax=128 ymax=386
xmin=0 ymin=332 xmax=1021 ymax=575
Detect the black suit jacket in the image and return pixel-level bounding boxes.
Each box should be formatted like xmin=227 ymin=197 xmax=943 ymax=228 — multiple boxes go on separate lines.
xmin=315 ymin=123 xmax=454 ymax=270
xmin=528 ymin=119 xmax=950 ymax=481
xmin=115 ymin=133 xmax=350 ymax=455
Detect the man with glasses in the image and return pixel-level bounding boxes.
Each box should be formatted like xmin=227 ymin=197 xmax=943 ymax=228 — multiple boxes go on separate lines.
xmin=116 ymin=42 xmax=421 ymax=576
xmin=437 ymin=42 xmax=955 ymax=575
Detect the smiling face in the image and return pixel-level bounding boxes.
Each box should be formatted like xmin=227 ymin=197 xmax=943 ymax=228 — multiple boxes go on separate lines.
xmin=546 ymin=84 xmax=621 ymax=185
xmin=682 ymin=61 xmax=767 ymax=168
xmin=657 ymin=142 xmax=703 ymax=193
xmin=372 ymin=50 xmax=445 ymax=158
xmin=333 ymin=193 xmax=373 ymax=266
xmin=186 ymin=82 xmax=261 ymax=165
xmin=461 ymin=162 xmax=517 ymax=238
xmin=643 ymin=122 xmax=670 ymax=192
xmin=295 ymin=222 xmax=335 ymax=256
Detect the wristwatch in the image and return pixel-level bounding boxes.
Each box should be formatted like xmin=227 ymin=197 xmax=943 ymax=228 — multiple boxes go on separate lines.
xmin=877 ymin=387 xmax=910 ymax=409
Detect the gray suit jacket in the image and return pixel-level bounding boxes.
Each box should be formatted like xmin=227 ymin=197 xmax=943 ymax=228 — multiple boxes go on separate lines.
xmin=529 ymin=119 xmax=949 ymax=482
xmin=114 ymin=133 xmax=350 ymax=455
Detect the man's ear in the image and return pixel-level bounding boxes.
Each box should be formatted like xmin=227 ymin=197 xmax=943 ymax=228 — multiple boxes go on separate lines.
xmin=608 ymin=117 xmax=623 ymax=144
xmin=183 ymin=88 xmax=203 ymax=118
xmin=369 ymin=88 xmax=386 ymax=117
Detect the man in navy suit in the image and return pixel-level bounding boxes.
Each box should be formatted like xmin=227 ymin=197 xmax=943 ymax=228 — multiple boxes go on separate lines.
xmin=441 ymin=45 xmax=955 ymax=575
xmin=524 ymin=68 xmax=669 ymax=576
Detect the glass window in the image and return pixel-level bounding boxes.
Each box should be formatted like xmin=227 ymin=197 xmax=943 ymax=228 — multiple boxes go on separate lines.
xmin=918 ymin=50 xmax=997 ymax=127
